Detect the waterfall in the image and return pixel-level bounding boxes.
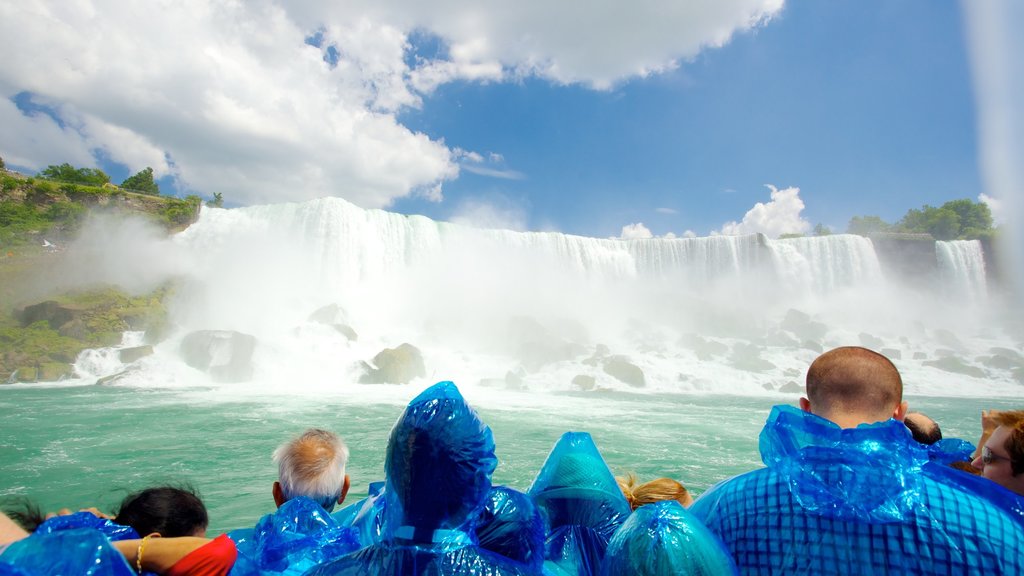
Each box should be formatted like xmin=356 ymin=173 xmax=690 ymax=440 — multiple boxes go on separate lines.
xmin=935 ymin=240 xmax=988 ymax=302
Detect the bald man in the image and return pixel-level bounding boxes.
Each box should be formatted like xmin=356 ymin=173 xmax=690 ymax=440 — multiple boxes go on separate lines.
xmin=272 ymin=428 xmax=351 ymax=512
xmin=690 ymin=346 xmax=1024 ymax=575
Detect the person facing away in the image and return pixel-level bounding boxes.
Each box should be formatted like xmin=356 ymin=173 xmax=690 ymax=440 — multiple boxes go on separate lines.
xmin=689 ymin=346 xmax=1024 ymax=575
xmin=903 ymin=411 xmax=941 ymax=445
xmin=971 ymin=409 xmax=1024 ymax=496
xmin=616 ymin=474 xmax=693 ymax=511
xmin=273 ymin=428 xmax=351 ymax=513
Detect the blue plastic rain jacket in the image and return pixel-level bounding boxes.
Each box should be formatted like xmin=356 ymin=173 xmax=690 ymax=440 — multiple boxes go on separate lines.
xmin=0 ymin=529 xmax=135 ymax=576
xmin=690 ymin=405 xmax=1024 ymax=575
xmin=230 ymin=497 xmax=361 ymax=575
xmin=601 ymin=501 xmax=737 ymax=576
xmin=304 ymin=382 xmax=537 ymax=576
xmin=528 ymin=432 xmax=631 ymax=576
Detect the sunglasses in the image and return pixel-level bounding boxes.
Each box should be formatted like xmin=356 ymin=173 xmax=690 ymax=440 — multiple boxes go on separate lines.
xmin=981 ymin=446 xmax=1011 ymax=466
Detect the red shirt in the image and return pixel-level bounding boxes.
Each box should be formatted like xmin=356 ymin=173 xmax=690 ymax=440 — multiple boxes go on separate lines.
xmin=166 ymin=534 xmax=237 ymax=576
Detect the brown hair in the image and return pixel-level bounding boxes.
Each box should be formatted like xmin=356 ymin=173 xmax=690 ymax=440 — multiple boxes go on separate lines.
xmin=993 ymin=410 xmax=1024 ymax=476
xmin=616 ymin=473 xmax=693 ymax=511
xmin=806 ymin=346 xmax=902 ymax=423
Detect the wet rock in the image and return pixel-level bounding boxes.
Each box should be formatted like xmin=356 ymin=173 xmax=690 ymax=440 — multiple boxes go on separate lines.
xmin=602 ymin=356 xmax=645 ymax=388
xmin=913 ymin=351 xmax=928 ymax=360
xmin=858 ymin=333 xmax=884 ymax=350
xmin=332 ymin=324 xmax=358 ymax=341
xmin=933 ymin=329 xmax=965 ymax=351
xmin=506 ymin=368 xmax=526 ymax=390
xmin=802 ymin=340 xmax=823 ymax=353
xmin=880 ymin=348 xmax=902 ymax=361
xmin=58 ymin=319 xmax=88 ymax=340
xmin=730 ymin=343 xmax=776 ymax=373
xmin=923 ymin=357 xmax=986 ymax=378
xmin=572 ymin=374 xmax=596 ymax=391
xmin=359 ymin=343 xmax=426 ymax=384
xmin=766 ymin=331 xmax=800 ymax=349
xmin=119 ymin=345 xmax=153 ymax=364
xmin=17 ymin=300 xmax=80 ymax=329
xmin=179 ymin=330 xmax=257 ymax=383
xmin=779 ymin=381 xmax=803 ymax=394
xmin=309 ymin=303 xmax=348 ymax=325
xmin=781 ymin=309 xmax=828 ymax=341
xmin=680 ymin=334 xmax=729 ymax=360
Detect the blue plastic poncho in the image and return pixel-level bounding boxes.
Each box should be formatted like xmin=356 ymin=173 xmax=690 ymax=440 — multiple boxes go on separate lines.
xmin=475 ymin=487 xmax=545 ymax=572
xmin=691 ymin=405 xmax=1024 ymax=575
xmin=34 ymin=511 xmax=139 ymax=541
xmin=0 ymin=528 xmax=135 ymax=576
xmin=305 ymin=381 xmax=534 ymax=576
xmin=924 ymin=437 xmax=975 ymax=465
xmin=230 ymin=497 xmax=361 ymax=575
xmin=331 ymin=483 xmax=387 ymax=548
xmin=528 ymin=432 xmax=631 ymax=576
xmin=601 ymin=501 xmax=737 ymax=576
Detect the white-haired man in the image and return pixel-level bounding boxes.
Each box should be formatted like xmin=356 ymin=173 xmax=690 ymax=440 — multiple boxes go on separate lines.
xmin=272 ymin=428 xmax=351 ymax=512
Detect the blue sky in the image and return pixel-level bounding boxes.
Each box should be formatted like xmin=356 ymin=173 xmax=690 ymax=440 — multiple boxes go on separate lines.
xmin=0 ymin=0 xmax=1013 ymax=239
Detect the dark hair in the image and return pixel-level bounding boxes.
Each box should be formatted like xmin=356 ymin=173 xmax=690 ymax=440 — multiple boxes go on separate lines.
xmin=904 ymin=412 xmax=942 ymax=445
xmin=114 ymin=485 xmax=208 ymax=537
xmin=0 ymin=497 xmax=45 ymax=532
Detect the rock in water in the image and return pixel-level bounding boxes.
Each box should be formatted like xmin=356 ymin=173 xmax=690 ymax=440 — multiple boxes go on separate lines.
xmin=602 ymin=356 xmax=645 ymax=388
xmin=179 ymin=330 xmax=257 ymax=383
xmin=359 ymin=343 xmax=425 ymax=384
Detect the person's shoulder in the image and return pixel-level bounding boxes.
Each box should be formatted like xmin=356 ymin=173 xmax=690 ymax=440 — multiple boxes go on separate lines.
xmin=690 ymin=467 xmax=777 ymax=520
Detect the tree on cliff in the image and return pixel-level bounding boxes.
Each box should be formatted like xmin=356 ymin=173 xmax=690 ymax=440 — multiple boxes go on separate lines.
xmin=206 ymin=192 xmax=223 ymax=208
xmin=121 ymin=167 xmax=160 ymax=195
xmin=38 ymin=163 xmax=110 ymax=186
xmin=896 ymin=199 xmax=992 ymax=240
xmin=847 ymin=215 xmax=891 ymax=236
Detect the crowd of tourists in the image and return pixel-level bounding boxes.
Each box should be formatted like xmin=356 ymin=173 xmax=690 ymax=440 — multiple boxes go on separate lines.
xmin=2 ymin=346 xmax=1023 ymax=575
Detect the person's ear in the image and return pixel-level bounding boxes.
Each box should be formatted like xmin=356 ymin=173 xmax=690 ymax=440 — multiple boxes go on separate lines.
xmin=338 ymin=475 xmax=351 ymax=506
xmin=893 ymin=401 xmax=909 ymax=422
xmin=273 ymin=481 xmax=286 ymax=508
xmin=799 ymin=397 xmax=812 ymax=413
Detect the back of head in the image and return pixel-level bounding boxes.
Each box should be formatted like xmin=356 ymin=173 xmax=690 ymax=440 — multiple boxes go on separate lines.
xmin=617 ymin=474 xmax=693 ymax=511
xmin=274 ymin=428 xmax=349 ymax=511
xmin=805 ymin=346 xmax=903 ymax=427
xmin=994 ymin=410 xmax=1024 ymax=475
xmin=904 ymin=412 xmax=942 ymax=445
xmin=114 ymin=485 xmax=208 ymax=537
xmin=384 ymin=381 xmax=496 ymax=540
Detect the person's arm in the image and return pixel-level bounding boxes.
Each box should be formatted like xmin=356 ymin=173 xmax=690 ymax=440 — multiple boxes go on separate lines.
xmin=113 ymin=537 xmax=211 ymax=573
xmin=0 ymin=511 xmax=28 ymax=546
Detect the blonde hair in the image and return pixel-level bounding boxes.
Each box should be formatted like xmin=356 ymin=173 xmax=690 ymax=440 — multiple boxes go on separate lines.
xmin=616 ymin=473 xmax=693 ymax=511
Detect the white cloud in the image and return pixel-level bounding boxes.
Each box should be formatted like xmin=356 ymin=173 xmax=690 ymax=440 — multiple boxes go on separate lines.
xmin=620 ymin=222 xmax=654 ymax=239
xmin=682 ymin=230 xmax=697 ymax=238
xmin=979 ymin=193 xmax=1004 ymax=225
xmin=713 ymin=185 xmax=811 ymax=238
xmin=0 ymin=0 xmax=784 ymax=207
xmin=449 ymin=196 xmax=528 ymax=231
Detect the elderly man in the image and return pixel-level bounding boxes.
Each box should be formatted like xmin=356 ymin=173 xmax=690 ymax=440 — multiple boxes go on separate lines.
xmin=972 ymin=410 xmax=1024 ymax=496
xmin=272 ymin=428 xmax=351 ymax=512
xmin=690 ymin=346 xmax=1024 ymax=575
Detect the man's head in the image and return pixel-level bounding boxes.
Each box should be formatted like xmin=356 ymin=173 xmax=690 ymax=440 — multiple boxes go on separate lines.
xmin=972 ymin=410 xmax=1024 ymax=495
xmin=272 ymin=428 xmax=350 ymax=512
xmin=904 ymin=411 xmax=942 ymax=445
xmin=800 ymin=346 xmax=908 ymax=429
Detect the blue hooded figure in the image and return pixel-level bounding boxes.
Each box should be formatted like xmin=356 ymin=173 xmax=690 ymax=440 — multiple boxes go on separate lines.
xmin=601 ymin=501 xmax=736 ymax=576
xmin=305 ymin=381 xmax=536 ymax=575
xmin=475 ymin=487 xmax=546 ymax=573
xmin=528 ymin=432 xmax=631 ymax=576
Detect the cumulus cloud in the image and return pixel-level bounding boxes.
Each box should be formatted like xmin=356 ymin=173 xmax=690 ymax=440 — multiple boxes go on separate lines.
xmin=619 ymin=222 xmax=654 ymax=239
xmin=0 ymin=0 xmax=784 ymax=207
xmin=713 ymin=185 xmax=811 ymax=238
xmin=979 ymin=193 xmax=1005 ymax=225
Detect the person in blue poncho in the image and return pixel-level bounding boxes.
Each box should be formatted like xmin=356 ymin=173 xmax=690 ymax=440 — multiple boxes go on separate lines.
xmin=528 ymin=432 xmax=631 ymax=576
xmin=690 ymin=346 xmax=1024 ymax=575
xmin=305 ymin=381 xmax=537 ymax=576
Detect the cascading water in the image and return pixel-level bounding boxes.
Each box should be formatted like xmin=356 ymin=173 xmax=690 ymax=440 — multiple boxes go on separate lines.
xmin=51 ymin=197 xmax=1020 ymax=397
xmin=935 ymin=240 xmax=988 ymax=303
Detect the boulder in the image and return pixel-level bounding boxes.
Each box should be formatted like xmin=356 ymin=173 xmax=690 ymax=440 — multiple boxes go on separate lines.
xmin=57 ymin=319 xmax=88 ymax=340
xmin=119 ymin=345 xmax=154 ymax=364
xmin=359 ymin=343 xmax=426 ymax=384
xmin=933 ymin=329 xmax=966 ymax=351
xmin=912 ymin=351 xmax=927 ymax=360
xmin=858 ymin=333 xmax=884 ymax=350
xmin=602 ymin=356 xmax=645 ymax=388
xmin=781 ymin=309 xmax=828 ymax=342
xmin=801 ymin=340 xmax=823 ymax=353
xmin=680 ymin=334 xmax=729 ymax=360
xmin=505 ymin=368 xmax=526 ymax=390
xmin=333 ymin=324 xmax=358 ymax=341
xmin=572 ymin=374 xmax=596 ymax=391
xmin=730 ymin=343 xmax=776 ymax=373
xmin=17 ymin=300 xmax=80 ymax=329
xmin=880 ymin=348 xmax=902 ymax=361
xmin=923 ymin=357 xmax=986 ymax=378
xmin=309 ymin=303 xmax=348 ymax=325
xmin=179 ymin=330 xmax=257 ymax=383
xmin=779 ymin=381 xmax=803 ymax=394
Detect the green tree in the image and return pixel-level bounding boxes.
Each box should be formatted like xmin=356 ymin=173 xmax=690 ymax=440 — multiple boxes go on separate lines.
xmin=38 ymin=163 xmax=110 ymax=186
xmin=847 ymin=215 xmax=891 ymax=236
xmin=206 ymin=192 xmax=224 ymax=208
xmin=940 ymin=198 xmax=993 ymax=239
xmin=813 ymin=223 xmax=832 ymax=236
xmin=121 ymin=167 xmax=160 ymax=195
xmin=0 ymin=156 xmax=5 ymax=170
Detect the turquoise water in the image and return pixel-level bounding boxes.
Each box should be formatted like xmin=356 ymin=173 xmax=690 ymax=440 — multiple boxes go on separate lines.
xmin=0 ymin=384 xmax=1016 ymax=535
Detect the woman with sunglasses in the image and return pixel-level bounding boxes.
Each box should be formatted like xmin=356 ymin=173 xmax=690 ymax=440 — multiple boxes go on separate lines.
xmin=971 ymin=409 xmax=1024 ymax=496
